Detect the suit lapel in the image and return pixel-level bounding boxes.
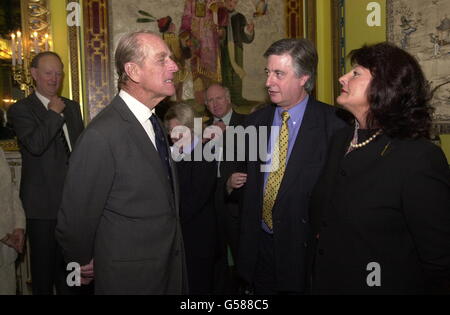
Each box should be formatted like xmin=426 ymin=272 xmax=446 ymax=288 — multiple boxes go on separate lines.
xmin=29 ymin=93 xmax=78 ymax=146
xmin=111 ymin=96 xmax=176 ymax=206
xmin=229 ymin=111 xmax=239 ymax=126
xmin=276 ymin=98 xmax=320 ymax=202
xmin=29 ymin=93 xmax=51 ymax=121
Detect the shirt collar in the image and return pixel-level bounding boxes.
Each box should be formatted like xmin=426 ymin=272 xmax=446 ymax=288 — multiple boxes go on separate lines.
xmin=214 ymin=109 xmax=233 ymax=126
xmin=119 ymin=89 xmax=155 ymax=123
xmin=35 ymin=91 xmax=50 ymax=109
xmin=275 ymin=94 xmax=309 ymax=124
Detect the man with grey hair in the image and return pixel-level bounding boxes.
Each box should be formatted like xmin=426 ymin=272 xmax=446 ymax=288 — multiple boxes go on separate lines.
xmin=56 ymin=31 xmax=187 ymax=294
xmin=204 ymin=83 xmax=247 ymax=293
xmin=234 ymin=38 xmax=346 ymax=294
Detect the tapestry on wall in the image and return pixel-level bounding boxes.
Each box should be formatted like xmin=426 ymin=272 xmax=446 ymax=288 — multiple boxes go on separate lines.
xmin=388 ymin=0 xmax=450 ymax=134
xmin=109 ymin=0 xmax=285 ymax=111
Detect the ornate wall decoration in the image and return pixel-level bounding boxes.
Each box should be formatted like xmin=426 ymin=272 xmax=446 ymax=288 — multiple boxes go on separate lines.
xmin=83 ymin=0 xmax=111 ymax=120
xmin=108 ymin=0 xmax=289 ymax=106
xmin=388 ymin=0 xmax=450 ymax=135
xmin=67 ymin=0 xmax=81 ymax=105
xmin=285 ymin=0 xmax=304 ymax=39
xmin=332 ymin=0 xmax=345 ymax=102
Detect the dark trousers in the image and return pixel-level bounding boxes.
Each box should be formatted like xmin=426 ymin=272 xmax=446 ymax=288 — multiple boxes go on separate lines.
xmin=27 ymin=219 xmax=84 ymax=295
xmin=214 ymin=206 xmax=243 ymax=294
xmin=253 ymin=230 xmax=277 ymax=295
xmin=253 ymin=229 xmax=304 ymax=295
xmin=186 ymin=256 xmax=215 ymax=295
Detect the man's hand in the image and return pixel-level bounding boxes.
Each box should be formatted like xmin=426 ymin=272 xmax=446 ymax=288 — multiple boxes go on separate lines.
xmin=48 ymin=96 xmax=66 ymax=114
xmin=226 ymin=172 xmax=248 ymax=194
xmin=213 ymin=120 xmax=227 ymax=132
xmin=80 ymin=259 xmax=94 ymax=285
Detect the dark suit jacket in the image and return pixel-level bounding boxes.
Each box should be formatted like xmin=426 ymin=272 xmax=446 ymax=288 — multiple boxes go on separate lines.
xmin=309 ymin=127 xmax=450 ymax=294
xmin=56 ymin=95 xmax=187 ymax=294
xmin=177 ymin=143 xmax=218 ymax=293
xmin=7 ymin=93 xmax=84 ymax=219
xmin=177 ymin=142 xmax=217 ymax=259
xmin=237 ymin=98 xmax=346 ymax=293
xmin=206 ymin=111 xmax=246 ymax=258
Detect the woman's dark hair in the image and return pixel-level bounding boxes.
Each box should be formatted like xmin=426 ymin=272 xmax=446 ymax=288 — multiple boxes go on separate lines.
xmin=349 ymin=42 xmax=432 ymax=139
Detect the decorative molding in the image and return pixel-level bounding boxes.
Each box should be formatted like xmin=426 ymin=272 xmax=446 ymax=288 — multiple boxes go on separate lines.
xmin=83 ymin=0 xmax=111 ymax=121
xmin=67 ymin=0 xmax=81 ymax=104
xmin=0 ymin=139 xmax=19 ymax=151
xmin=285 ymin=0 xmax=304 ymax=39
xmin=332 ymin=0 xmax=345 ymax=103
xmin=305 ymin=0 xmax=317 ymax=45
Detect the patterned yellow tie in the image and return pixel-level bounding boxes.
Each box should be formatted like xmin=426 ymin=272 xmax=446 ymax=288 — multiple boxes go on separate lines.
xmin=262 ymin=111 xmax=290 ymax=230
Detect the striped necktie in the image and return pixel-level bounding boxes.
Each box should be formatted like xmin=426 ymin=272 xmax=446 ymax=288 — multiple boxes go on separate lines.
xmin=149 ymin=114 xmax=173 ymax=191
xmin=262 ymin=111 xmax=290 ymax=230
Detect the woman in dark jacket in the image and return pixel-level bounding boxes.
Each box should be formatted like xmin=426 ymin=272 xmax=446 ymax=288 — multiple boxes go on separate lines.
xmin=164 ymin=103 xmax=218 ymax=294
xmin=310 ymin=42 xmax=450 ymax=294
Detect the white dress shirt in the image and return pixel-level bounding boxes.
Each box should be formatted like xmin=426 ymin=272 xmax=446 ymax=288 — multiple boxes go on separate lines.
xmin=213 ymin=110 xmax=233 ymax=178
xmin=35 ymin=91 xmax=72 ymax=152
xmin=119 ymin=89 xmax=157 ymax=150
xmin=214 ymin=109 xmax=232 ymax=126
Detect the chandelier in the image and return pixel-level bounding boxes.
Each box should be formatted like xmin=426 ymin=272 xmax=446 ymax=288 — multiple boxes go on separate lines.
xmin=10 ymin=0 xmax=51 ymax=97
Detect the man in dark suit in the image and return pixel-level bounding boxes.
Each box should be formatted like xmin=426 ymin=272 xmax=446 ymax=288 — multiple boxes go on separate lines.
xmin=56 ymin=31 xmax=187 ymax=294
xmin=7 ymin=52 xmax=84 ymax=294
xmin=235 ymin=38 xmax=346 ymax=294
xmin=204 ymin=83 xmax=247 ymax=293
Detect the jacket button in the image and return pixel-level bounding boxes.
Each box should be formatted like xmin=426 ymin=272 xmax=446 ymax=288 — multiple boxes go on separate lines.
xmin=301 ymin=218 xmax=307 ymax=224
xmin=303 ymin=242 xmax=308 ymax=248
xmin=340 ymin=169 xmax=346 ymax=176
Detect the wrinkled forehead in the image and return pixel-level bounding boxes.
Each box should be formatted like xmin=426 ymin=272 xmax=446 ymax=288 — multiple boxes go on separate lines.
xmin=266 ymin=53 xmax=293 ymax=69
xmin=36 ymin=55 xmax=63 ymax=70
xmin=140 ymin=34 xmax=170 ymax=57
xmin=207 ymin=86 xmax=226 ymax=98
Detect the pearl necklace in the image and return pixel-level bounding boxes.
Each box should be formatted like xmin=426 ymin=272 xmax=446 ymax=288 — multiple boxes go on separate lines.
xmin=349 ymin=129 xmax=382 ymax=149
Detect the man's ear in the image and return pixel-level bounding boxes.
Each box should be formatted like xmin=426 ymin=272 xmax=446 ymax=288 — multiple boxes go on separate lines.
xmin=30 ymin=68 xmax=38 ymax=81
xmin=124 ymin=62 xmax=140 ymax=83
xmin=299 ymin=74 xmax=310 ymax=88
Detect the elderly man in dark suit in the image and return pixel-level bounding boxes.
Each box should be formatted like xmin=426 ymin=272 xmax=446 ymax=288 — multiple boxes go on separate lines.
xmin=204 ymin=83 xmax=247 ymax=293
xmin=234 ymin=38 xmax=346 ymax=294
xmin=7 ymin=51 xmax=84 ymax=294
xmin=56 ymin=31 xmax=187 ymax=295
